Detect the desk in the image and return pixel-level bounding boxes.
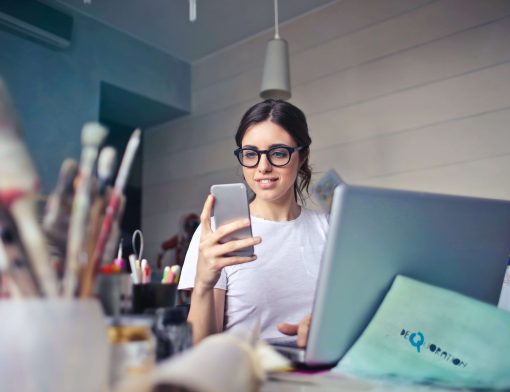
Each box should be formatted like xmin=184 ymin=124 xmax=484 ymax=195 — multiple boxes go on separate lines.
xmin=117 ymin=368 xmax=461 ymax=392
xmin=262 ymin=373 xmax=455 ymax=392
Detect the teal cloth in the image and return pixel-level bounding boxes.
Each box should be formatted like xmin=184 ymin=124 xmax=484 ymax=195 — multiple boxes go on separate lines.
xmin=334 ymin=275 xmax=510 ymax=389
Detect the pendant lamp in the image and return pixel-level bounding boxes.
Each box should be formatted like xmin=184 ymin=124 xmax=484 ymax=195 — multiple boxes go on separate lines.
xmin=260 ymin=0 xmax=291 ymax=100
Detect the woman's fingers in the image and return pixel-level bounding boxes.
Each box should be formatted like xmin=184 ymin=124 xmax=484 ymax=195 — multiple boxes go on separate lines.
xmin=201 ymin=217 xmax=257 ymax=249
xmin=200 ymin=194 xmax=214 ymax=234
xmin=215 ymin=254 xmax=257 ymax=269
xmin=211 ymin=218 xmax=252 ymax=242
xmin=208 ymin=236 xmax=261 ymax=258
xmin=196 ymin=194 xmax=260 ymax=288
xmin=277 ymin=322 xmax=298 ymax=336
xmin=277 ymin=314 xmax=312 ymax=348
xmin=297 ymin=315 xmax=312 ymax=347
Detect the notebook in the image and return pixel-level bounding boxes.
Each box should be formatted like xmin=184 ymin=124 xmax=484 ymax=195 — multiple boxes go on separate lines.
xmin=273 ymin=183 xmax=510 ymax=367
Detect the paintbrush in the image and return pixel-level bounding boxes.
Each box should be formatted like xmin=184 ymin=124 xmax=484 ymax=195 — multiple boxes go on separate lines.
xmin=80 ymin=146 xmax=117 ymax=290
xmin=0 ymin=204 xmax=41 ymax=297
xmin=101 ymin=193 xmax=126 ymax=266
xmin=80 ymin=128 xmax=141 ymax=297
xmin=43 ymin=159 xmax=79 ymax=234
xmin=0 ymin=78 xmax=58 ymax=296
xmin=85 ymin=146 xmax=116 ymax=258
xmin=42 ymin=158 xmax=79 ymax=275
xmin=97 ymin=147 xmax=117 ymax=193
xmin=62 ymin=123 xmax=107 ymax=297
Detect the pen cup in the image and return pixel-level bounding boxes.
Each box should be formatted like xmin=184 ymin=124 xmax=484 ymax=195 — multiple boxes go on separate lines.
xmin=132 ymin=283 xmax=177 ymax=314
xmin=95 ymin=273 xmax=133 ymax=316
xmin=0 ymin=299 xmax=109 ymax=392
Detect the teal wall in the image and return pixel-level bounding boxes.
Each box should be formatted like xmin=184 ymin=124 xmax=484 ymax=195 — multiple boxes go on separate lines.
xmin=0 ymin=11 xmax=190 ymax=193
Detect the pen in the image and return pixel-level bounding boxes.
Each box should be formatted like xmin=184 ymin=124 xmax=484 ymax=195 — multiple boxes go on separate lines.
xmin=162 ymin=266 xmax=170 ymax=284
xmin=129 ymin=254 xmax=140 ymax=284
xmin=113 ymin=240 xmax=124 ymax=271
xmin=135 ymin=258 xmax=142 ymax=283
xmin=141 ymin=258 xmax=150 ymax=284
xmin=170 ymin=265 xmax=181 ymax=284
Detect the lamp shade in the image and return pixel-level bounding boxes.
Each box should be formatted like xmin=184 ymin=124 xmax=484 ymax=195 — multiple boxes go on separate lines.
xmin=260 ymin=38 xmax=291 ymax=100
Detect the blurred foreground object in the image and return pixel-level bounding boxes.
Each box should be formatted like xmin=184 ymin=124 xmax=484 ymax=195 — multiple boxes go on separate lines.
xmin=0 ymin=78 xmax=58 ymax=296
xmin=117 ymin=329 xmax=290 ymax=392
xmin=0 ymin=204 xmax=40 ymax=296
xmin=0 ymin=299 xmax=109 ymax=391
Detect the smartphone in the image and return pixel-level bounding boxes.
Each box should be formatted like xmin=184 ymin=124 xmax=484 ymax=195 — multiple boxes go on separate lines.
xmin=210 ymin=183 xmax=254 ymax=257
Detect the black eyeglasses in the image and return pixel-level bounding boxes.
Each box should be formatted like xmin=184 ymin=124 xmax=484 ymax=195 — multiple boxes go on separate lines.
xmin=234 ymin=146 xmax=306 ymax=168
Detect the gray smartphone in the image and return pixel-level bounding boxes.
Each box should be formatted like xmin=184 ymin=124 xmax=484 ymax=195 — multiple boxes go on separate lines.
xmin=210 ymin=183 xmax=254 ymax=257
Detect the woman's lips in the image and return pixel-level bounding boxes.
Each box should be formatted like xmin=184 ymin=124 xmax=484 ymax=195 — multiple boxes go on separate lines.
xmin=256 ymin=178 xmax=278 ymax=189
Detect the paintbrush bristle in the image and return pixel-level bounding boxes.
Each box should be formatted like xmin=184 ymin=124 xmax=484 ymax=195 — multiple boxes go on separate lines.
xmin=81 ymin=123 xmax=107 ymax=147
xmin=97 ymin=146 xmax=117 ymax=180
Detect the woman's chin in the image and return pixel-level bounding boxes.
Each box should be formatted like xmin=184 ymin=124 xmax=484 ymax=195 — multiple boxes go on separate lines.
xmin=253 ymin=188 xmax=294 ymax=204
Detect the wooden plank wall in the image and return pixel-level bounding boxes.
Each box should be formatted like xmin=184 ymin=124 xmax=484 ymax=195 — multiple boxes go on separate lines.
xmin=143 ymin=0 xmax=510 ymax=264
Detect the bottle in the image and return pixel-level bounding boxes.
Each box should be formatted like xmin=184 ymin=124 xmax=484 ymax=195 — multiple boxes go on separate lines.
xmin=154 ymin=306 xmax=192 ymax=361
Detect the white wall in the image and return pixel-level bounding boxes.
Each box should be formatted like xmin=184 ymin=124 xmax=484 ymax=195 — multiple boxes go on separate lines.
xmin=143 ymin=0 xmax=510 ymax=264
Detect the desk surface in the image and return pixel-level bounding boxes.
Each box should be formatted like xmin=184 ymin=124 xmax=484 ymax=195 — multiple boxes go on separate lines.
xmin=262 ymin=372 xmax=456 ymax=392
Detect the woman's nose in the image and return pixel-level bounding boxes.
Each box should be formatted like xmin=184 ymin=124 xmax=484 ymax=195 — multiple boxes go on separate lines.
xmin=258 ymin=153 xmax=272 ymax=173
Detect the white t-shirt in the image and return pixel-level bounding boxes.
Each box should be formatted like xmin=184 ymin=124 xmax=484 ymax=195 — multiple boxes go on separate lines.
xmin=178 ymin=207 xmax=329 ymax=342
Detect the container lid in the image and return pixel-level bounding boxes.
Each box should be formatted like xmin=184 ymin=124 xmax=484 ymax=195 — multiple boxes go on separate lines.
xmin=159 ymin=306 xmax=187 ymax=325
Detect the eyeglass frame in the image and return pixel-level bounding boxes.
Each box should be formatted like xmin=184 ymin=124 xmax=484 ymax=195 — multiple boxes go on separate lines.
xmin=233 ymin=145 xmax=307 ymax=168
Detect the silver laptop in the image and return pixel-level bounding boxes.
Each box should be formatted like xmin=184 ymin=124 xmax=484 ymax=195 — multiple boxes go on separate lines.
xmin=274 ymin=183 xmax=510 ymax=367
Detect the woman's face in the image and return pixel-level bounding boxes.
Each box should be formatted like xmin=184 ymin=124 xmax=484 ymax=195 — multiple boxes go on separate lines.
xmin=241 ymin=120 xmax=302 ymax=205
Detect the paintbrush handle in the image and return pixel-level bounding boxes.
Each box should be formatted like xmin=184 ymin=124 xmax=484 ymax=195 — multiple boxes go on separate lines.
xmin=114 ymin=129 xmax=140 ymax=193
xmin=79 ymin=191 xmax=120 ymax=297
xmin=63 ymin=151 xmax=97 ymax=297
xmin=0 ymin=238 xmax=39 ymax=297
xmin=10 ymin=197 xmax=59 ymax=296
xmin=86 ymin=196 xmax=106 ymax=263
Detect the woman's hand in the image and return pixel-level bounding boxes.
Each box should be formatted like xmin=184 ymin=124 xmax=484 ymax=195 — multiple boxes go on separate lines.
xmin=194 ymin=194 xmax=261 ymax=291
xmin=277 ymin=314 xmax=312 ymax=348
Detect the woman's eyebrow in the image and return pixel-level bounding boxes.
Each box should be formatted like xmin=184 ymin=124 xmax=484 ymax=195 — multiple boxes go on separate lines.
xmin=269 ymin=143 xmax=290 ymax=148
xmin=241 ymin=143 xmax=291 ymax=149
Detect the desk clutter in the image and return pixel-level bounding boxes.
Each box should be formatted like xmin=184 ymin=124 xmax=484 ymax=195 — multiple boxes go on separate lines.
xmin=0 ymin=76 xmax=138 ymax=299
xmin=0 ymin=77 xmax=194 ymax=390
xmin=0 ymin=78 xmax=183 ymax=301
xmin=62 ymin=276 xmax=510 ymax=392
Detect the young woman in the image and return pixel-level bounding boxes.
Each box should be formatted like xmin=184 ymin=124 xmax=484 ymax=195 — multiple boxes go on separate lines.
xmin=178 ymin=99 xmax=329 ymax=345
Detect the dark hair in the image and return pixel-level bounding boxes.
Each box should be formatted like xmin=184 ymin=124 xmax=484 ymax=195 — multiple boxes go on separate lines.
xmin=235 ymin=99 xmax=312 ymax=204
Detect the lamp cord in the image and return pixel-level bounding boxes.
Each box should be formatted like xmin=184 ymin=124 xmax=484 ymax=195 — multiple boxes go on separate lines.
xmin=274 ymin=0 xmax=280 ymax=39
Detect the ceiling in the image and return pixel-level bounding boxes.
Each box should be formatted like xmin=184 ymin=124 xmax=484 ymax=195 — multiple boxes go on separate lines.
xmin=49 ymin=0 xmax=335 ymax=62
